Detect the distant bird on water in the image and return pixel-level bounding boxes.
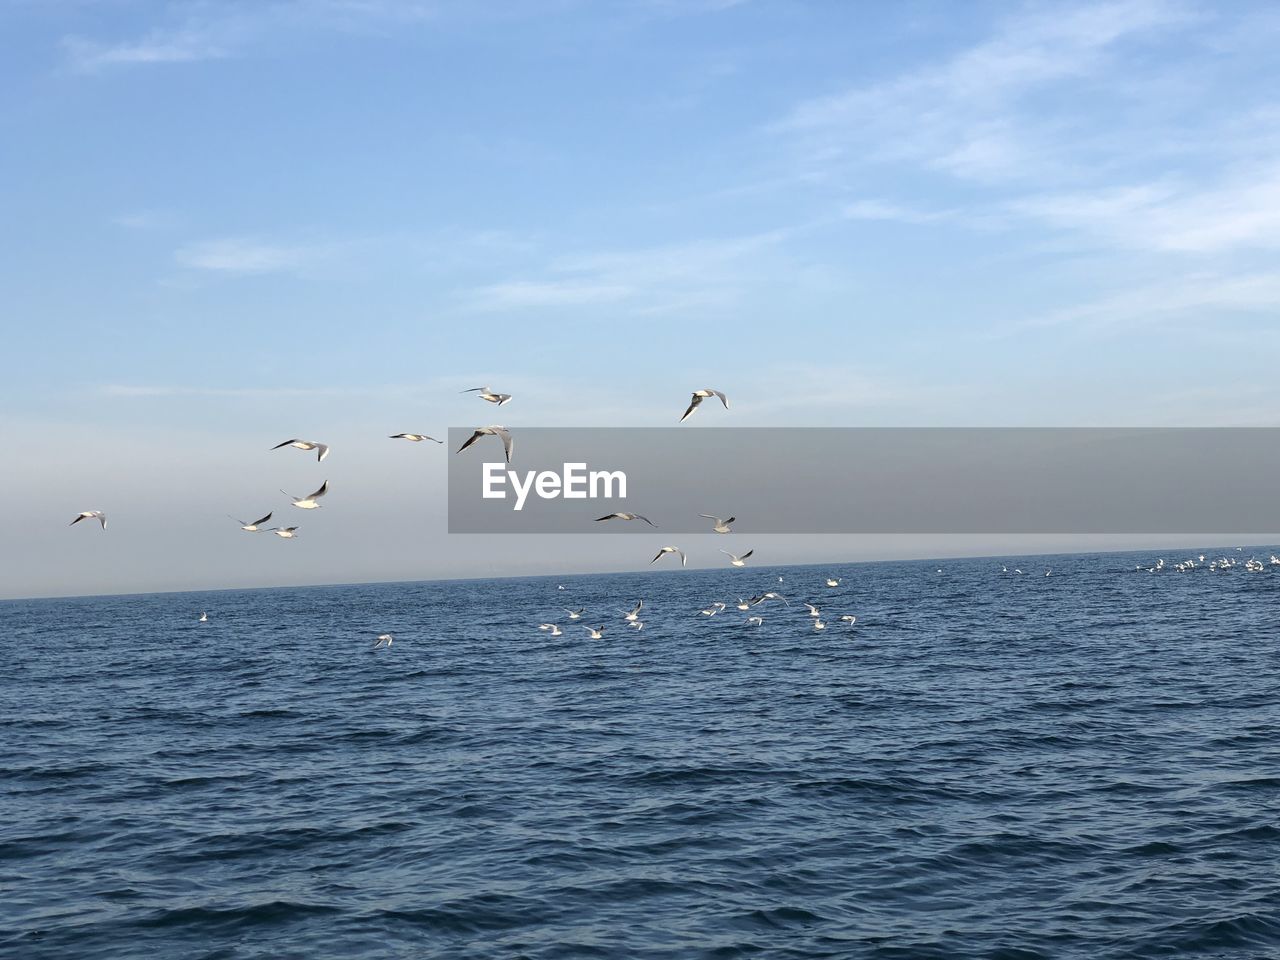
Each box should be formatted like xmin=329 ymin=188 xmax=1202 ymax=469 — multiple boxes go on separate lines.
xmin=282 ymin=481 xmax=328 ymax=509
xmin=457 ymin=425 xmax=513 ymax=464
xmin=699 ymin=514 xmax=735 ymax=534
xmin=198 ymin=612 xmax=208 ymax=622
xmin=229 ymin=512 xmax=272 ymax=532
xmin=461 ymin=387 xmax=512 ymax=406
xmin=70 ymin=511 xmax=107 ymax=530
xmin=825 ymin=578 xmax=840 ymax=587
xmin=583 ymin=625 xmax=605 ymax=640
xmin=595 ymin=512 xmax=656 ymax=526
xmin=679 ymin=388 xmax=728 ymax=423
xmin=651 ymin=546 xmax=687 ymax=567
xmin=272 ymin=439 xmax=329 ymax=462
xmin=390 ymin=433 xmax=443 ymax=443
xmin=720 ymin=549 xmax=753 ymax=567
xmin=746 ymin=616 xmax=763 ymax=627
xmin=373 ymin=633 xmax=393 ymax=649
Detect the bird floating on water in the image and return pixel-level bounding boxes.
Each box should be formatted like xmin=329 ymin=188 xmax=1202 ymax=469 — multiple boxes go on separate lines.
xmin=198 ymin=612 xmax=208 ymax=622
xmin=825 ymin=578 xmax=840 ymax=587
xmin=70 ymin=511 xmax=107 ymax=530
xmin=272 ymin=439 xmax=329 ymax=462
xmin=282 ymin=481 xmax=328 ymax=509
xmin=651 ymin=546 xmax=686 ymax=567
xmin=679 ymin=388 xmax=728 ymax=423
xmin=229 ymin=512 xmax=272 ymax=532
xmin=390 ymin=433 xmax=442 ymax=443
xmin=457 ymin=425 xmax=513 ymax=464
xmin=746 ymin=616 xmax=763 ymax=626
xmin=839 ymin=615 xmax=857 ymax=626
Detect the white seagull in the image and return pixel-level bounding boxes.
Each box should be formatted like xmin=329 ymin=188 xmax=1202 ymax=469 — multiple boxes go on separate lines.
xmin=198 ymin=612 xmax=208 ymax=622
xmin=271 ymin=526 xmax=299 ymax=538
xmin=700 ymin=602 xmax=727 ymax=616
xmin=457 ymin=425 xmax=513 ymax=464
xmin=538 ymin=623 xmax=563 ymax=636
xmin=839 ymin=615 xmax=857 ymax=626
xmin=651 ymin=546 xmax=687 ymax=566
xmin=629 ymin=620 xmax=645 ymax=631
xmin=282 ymin=481 xmax=328 ymax=509
xmin=813 ymin=619 xmax=826 ymax=631
xmin=595 ymin=512 xmax=656 ymax=526
xmin=272 ymin=439 xmax=330 ymax=462
xmin=373 ymin=633 xmax=394 ymax=649
xmin=749 ymin=592 xmax=788 ymax=606
xmin=390 ymin=433 xmax=443 ymax=443
xmin=461 ymin=386 xmax=513 ymax=405
xmin=803 ymin=603 xmax=821 ymax=618
xmin=229 ymin=512 xmax=272 ymax=532
xmin=583 ymin=625 xmax=605 ymax=640
xmin=745 ymin=616 xmax=763 ymax=627
xmin=565 ymin=608 xmax=585 ymax=620
xmin=679 ymin=388 xmax=729 ymax=423
xmin=699 ymin=514 xmax=735 ymax=534
xmin=623 ymin=600 xmax=644 ymax=622
xmin=70 ymin=511 xmax=107 ymax=530
xmin=825 ymin=578 xmax=840 ymax=587
xmin=720 ymin=549 xmax=754 ymax=567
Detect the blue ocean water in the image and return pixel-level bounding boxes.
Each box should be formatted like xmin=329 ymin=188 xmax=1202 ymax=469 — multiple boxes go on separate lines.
xmin=3 ymin=550 xmax=1280 ymax=960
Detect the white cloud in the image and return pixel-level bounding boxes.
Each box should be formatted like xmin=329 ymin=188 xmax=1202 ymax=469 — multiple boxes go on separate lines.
xmin=173 ymin=238 xmax=317 ymax=274
xmin=63 ymin=30 xmax=229 ymax=72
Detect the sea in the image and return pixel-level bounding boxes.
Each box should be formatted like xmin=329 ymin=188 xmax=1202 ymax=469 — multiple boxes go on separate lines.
xmin=3 ymin=549 xmax=1279 ymax=959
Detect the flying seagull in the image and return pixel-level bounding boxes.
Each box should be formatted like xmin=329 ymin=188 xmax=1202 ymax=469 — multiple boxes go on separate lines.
xmin=70 ymin=511 xmax=107 ymax=530
xmin=373 ymin=633 xmax=393 ymax=650
xmin=272 ymin=439 xmax=330 ymax=462
xmin=282 ymin=481 xmax=328 ymax=509
xmin=803 ymin=603 xmax=821 ymax=618
xmin=839 ymin=615 xmax=857 ymax=626
xmin=745 ymin=615 xmax=763 ymax=627
xmin=583 ymin=625 xmax=605 ymax=640
xmin=629 ymin=620 xmax=645 ymax=631
xmin=461 ymin=387 xmax=512 ymax=405
xmin=748 ymin=591 xmax=788 ymax=606
xmin=595 ymin=512 xmax=656 ymax=526
xmin=390 ymin=434 xmax=443 ymax=443
xmin=538 ymin=623 xmax=563 ymax=636
xmin=565 ymin=608 xmax=584 ymax=620
xmin=651 ymin=546 xmax=686 ymax=567
xmin=720 ymin=549 xmax=753 ymax=567
xmin=229 ymin=512 xmax=272 ymax=532
xmin=623 ymin=600 xmax=644 ymax=622
xmin=270 ymin=526 xmax=299 ymax=538
xmin=699 ymin=514 xmax=735 ymax=534
xmin=700 ymin=602 xmax=727 ymax=616
xmin=457 ymin=425 xmax=513 ymax=464
xmin=679 ymin=388 xmax=729 ymax=423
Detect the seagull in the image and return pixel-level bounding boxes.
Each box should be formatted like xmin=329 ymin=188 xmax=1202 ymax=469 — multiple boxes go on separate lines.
xmin=198 ymin=612 xmax=208 ymax=622
xmin=803 ymin=603 xmax=821 ymax=618
xmin=1045 ymin=569 xmax=1052 ymax=577
xmin=390 ymin=433 xmax=443 ymax=443
xmin=629 ymin=620 xmax=645 ymax=631
xmin=595 ymin=512 xmax=656 ymax=526
xmin=70 ymin=511 xmax=107 ymax=530
xmin=813 ymin=619 xmax=826 ymax=631
xmin=651 ymin=546 xmax=686 ymax=566
xmin=457 ymin=425 xmax=513 ymax=464
xmin=699 ymin=514 xmax=735 ymax=534
xmin=270 ymin=526 xmax=299 ymax=538
xmin=720 ymin=549 xmax=753 ymax=567
xmin=272 ymin=439 xmax=330 ymax=462
xmin=700 ymin=602 xmax=726 ymax=616
xmin=623 ymin=600 xmax=644 ymax=622
xmin=825 ymin=578 xmax=840 ymax=587
xmin=679 ymin=388 xmax=728 ymax=423
xmin=282 ymin=481 xmax=328 ymax=509
xmin=839 ymin=615 xmax=857 ymax=626
xmin=229 ymin=512 xmax=272 ymax=532
xmin=745 ymin=616 xmax=763 ymax=627
xmin=565 ymin=608 xmax=584 ymax=620
xmin=461 ymin=387 xmax=512 ymax=406
xmin=373 ymin=633 xmax=393 ymax=649
xmin=538 ymin=623 xmax=563 ymax=636
xmin=583 ymin=625 xmax=605 ymax=640
xmin=734 ymin=599 xmax=752 ymax=611
xmin=748 ymin=592 xmax=788 ymax=606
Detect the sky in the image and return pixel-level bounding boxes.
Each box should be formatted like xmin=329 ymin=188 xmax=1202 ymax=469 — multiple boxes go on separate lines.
xmin=2 ymin=0 xmax=1279 ymax=599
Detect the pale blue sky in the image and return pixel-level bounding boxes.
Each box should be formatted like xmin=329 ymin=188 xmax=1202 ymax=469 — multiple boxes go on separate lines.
xmin=3 ymin=0 xmax=1279 ymax=597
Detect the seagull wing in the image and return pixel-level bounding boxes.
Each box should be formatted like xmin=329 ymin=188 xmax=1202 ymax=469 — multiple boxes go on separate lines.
xmin=493 ymin=427 xmax=513 ymax=463
xmin=594 ymin=513 xmax=620 ymax=521
xmin=636 ymin=515 xmax=656 ymax=526
xmin=740 ymin=550 xmax=753 ymax=560
xmin=315 ymin=444 xmax=330 ymax=462
xmin=307 ymin=481 xmax=328 ymax=500
xmin=679 ymin=395 xmax=702 ymax=422
xmin=70 ymin=514 xmax=85 ymax=525
xmin=712 ymin=390 xmax=728 ymax=408
xmin=457 ymin=430 xmax=484 ymax=453
xmin=271 ymin=439 xmax=299 ymax=450
xmin=252 ymin=512 xmax=272 ymax=526
xmin=650 ymin=550 xmax=664 ymax=564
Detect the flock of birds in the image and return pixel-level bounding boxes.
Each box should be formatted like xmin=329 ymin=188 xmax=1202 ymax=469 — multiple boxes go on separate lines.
xmin=1135 ymin=552 xmax=1280 ymax=574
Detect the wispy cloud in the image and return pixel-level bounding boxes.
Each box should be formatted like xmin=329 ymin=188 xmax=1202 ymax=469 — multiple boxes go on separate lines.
xmin=173 ymin=238 xmax=320 ymax=274
xmin=842 ymin=199 xmax=954 ymax=224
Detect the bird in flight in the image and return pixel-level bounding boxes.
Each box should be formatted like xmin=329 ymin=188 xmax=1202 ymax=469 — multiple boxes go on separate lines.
xmin=272 ymin=439 xmax=330 ymax=462
xmin=565 ymin=608 xmax=585 ymax=620
xmin=594 ymin=512 xmax=656 ymax=526
xmin=282 ymin=481 xmax=328 ymax=509
xmin=651 ymin=546 xmax=686 ymax=566
xmin=699 ymin=514 xmax=735 ymax=534
xmin=679 ymin=388 xmax=728 ymax=423
xmin=583 ymin=625 xmax=605 ymax=640
xmin=623 ymin=600 xmax=644 ymax=622
xmin=390 ymin=434 xmax=443 ymax=443
xmin=538 ymin=623 xmax=563 ymax=636
xmin=720 ymin=549 xmax=754 ymax=567
xmin=229 ymin=512 xmax=272 ymax=532
xmin=271 ymin=526 xmax=300 ymax=538
xmin=457 ymin=425 xmax=513 ymax=464
xmin=461 ymin=387 xmax=512 ymax=406
xmin=373 ymin=633 xmax=394 ymax=650
xmin=70 ymin=511 xmax=107 ymax=530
